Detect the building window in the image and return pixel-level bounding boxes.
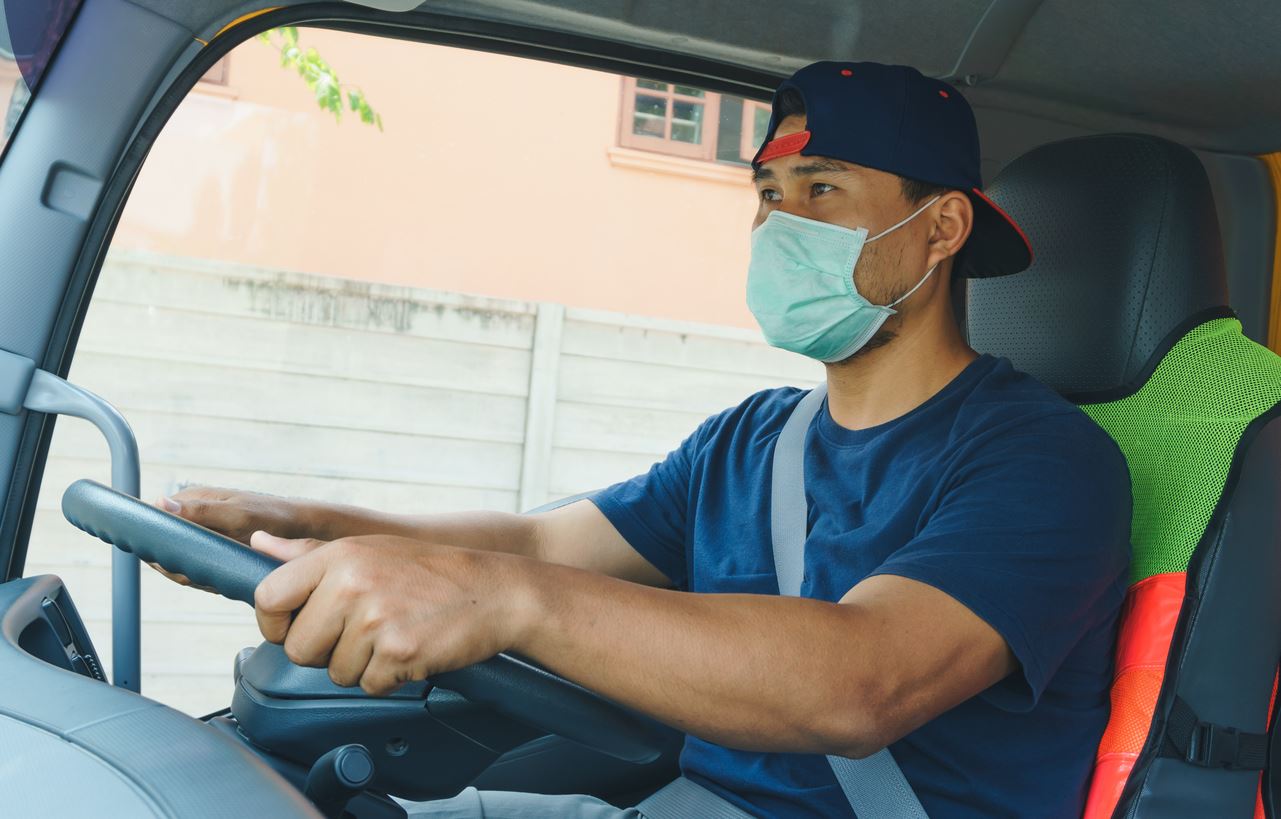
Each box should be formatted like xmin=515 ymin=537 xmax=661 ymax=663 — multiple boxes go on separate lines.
xmin=619 ymin=77 xmax=721 ymax=160
xmin=619 ymin=77 xmax=772 ymax=166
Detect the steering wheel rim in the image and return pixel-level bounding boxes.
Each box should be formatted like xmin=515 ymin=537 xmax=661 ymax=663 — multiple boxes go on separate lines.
xmin=61 ymin=479 xmax=665 ymax=763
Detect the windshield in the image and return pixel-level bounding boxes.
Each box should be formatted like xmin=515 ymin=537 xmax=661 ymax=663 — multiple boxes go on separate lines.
xmin=0 ymin=0 xmax=82 ymax=159
xmin=20 ymin=27 xmax=818 ymax=713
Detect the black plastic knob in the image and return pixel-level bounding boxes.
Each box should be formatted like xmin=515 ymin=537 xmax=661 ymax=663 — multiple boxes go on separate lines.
xmin=303 ymin=743 xmax=375 ymax=818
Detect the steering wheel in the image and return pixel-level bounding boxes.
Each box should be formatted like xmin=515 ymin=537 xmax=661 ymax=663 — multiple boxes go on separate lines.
xmin=60 ymin=479 xmax=666 ymax=764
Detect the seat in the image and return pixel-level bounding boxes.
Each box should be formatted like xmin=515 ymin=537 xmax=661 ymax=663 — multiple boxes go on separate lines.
xmin=969 ymin=133 xmax=1281 ymax=818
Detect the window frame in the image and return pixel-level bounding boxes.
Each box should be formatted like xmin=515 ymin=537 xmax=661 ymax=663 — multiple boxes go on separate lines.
xmin=618 ymin=76 xmax=721 ymax=161
xmin=739 ymin=99 xmax=771 ymax=162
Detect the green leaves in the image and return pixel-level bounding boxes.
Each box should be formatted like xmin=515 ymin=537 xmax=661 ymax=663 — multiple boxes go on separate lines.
xmin=256 ymin=27 xmax=383 ymax=131
xmin=347 ymin=89 xmax=382 ymax=128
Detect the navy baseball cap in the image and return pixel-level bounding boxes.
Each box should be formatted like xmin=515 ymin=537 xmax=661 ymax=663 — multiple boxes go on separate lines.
xmin=752 ymin=61 xmax=1033 ymax=278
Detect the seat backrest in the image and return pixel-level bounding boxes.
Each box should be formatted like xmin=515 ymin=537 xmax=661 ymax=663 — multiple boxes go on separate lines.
xmin=968 ymin=133 xmax=1281 ymax=819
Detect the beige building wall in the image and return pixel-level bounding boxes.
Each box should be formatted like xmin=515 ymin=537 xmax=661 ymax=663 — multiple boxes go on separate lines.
xmin=113 ymin=28 xmax=764 ymax=329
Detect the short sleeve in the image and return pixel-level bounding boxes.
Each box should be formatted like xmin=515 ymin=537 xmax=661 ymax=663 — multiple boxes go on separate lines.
xmin=869 ymin=412 xmax=1132 ymax=711
xmin=590 ymin=424 xmax=706 ymax=589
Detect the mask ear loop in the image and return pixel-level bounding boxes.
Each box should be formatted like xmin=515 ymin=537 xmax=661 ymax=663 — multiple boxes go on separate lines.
xmin=887 ymin=263 xmax=938 ymax=308
xmin=867 ymin=195 xmax=942 ymax=242
xmin=869 ymin=194 xmax=944 ymax=309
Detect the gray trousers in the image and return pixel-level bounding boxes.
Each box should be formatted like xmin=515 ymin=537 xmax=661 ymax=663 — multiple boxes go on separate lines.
xmin=398 ymin=777 xmax=758 ymax=819
xmin=397 ymin=788 xmax=643 ymax=818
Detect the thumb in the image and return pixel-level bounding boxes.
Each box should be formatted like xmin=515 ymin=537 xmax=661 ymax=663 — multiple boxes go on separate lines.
xmin=250 ymin=531 xmax=325 ymax=562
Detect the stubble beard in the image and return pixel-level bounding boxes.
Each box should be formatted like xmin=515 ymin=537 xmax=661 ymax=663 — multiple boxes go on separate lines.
xmin=830 ymin=242 xmax=907 ymax=366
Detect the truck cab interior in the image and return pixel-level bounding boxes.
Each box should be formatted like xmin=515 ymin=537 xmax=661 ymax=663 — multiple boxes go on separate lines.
xmin=0 ymin=1 xmax=1279 ymax=817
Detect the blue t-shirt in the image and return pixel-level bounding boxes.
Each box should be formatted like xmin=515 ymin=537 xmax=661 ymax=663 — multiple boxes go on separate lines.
xmin=591 ymin=354 xmax=1131 ymax=818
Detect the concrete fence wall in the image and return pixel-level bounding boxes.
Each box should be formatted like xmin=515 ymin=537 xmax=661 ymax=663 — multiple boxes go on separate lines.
xmin=24 ymin=251 xmax=820 ymax=714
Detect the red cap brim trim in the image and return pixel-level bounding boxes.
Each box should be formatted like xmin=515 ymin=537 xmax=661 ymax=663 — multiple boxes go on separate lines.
xmin=755 ymin=130 xmax=812 ymax=165
xmin=971 ymin=186 xmax=1034 ymax=264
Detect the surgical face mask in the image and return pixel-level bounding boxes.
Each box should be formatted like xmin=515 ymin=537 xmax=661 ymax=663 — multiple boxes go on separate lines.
xmin=747 ymin=196 xmax=940 ymax=363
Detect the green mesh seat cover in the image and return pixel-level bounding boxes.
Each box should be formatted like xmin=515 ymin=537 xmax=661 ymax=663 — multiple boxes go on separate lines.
xmin=1078 ymin=317 xmax=1281 ymax=585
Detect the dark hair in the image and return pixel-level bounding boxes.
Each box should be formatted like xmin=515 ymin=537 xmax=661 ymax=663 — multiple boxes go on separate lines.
xmin=899 ymin=177 xmax=949 ymax=204
xmin=771 ymin=87 xmax=948 ymax=204
xmin=775 ymin=87 xmax=807 ymax=120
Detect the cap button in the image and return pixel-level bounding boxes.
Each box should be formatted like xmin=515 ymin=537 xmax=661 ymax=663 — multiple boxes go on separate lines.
xmin=839 ymin=68 xmax=853 ymax=77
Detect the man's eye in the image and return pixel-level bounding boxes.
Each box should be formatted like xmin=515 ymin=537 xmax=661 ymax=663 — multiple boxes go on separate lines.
xmin=760 ymin=188 xmax=781 ymax=202
xmin=811 ymin=182 xmax=835 ymax=196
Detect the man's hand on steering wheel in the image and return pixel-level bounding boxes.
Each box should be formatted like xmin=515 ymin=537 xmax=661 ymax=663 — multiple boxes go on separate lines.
xmin=63 ymin=479 xmax=668 ymax=762
xmin=155 ymin=485 xmax=318 ymax=544
xmin=147 ymin=486 xmax=322 ymax=589
xmin=251 ymin=533 xmax=537 ymax=697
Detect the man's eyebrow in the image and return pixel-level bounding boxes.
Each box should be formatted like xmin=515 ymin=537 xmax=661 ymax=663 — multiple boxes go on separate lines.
xmin=790 ymin=159 xmax=854 ymax=176
xmin=751 ymin=158 xmax=855 ymax=184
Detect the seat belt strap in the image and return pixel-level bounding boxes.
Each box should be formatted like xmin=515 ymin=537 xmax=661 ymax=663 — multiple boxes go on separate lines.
xmin=827 ymin=754 xmax=930 ymax=819
xmin=1160 ymin=695 xmax=1269 ymax=770
xmin=769 ymin=385 xmax=828 ymax=599
xmin=636 ymin=776 xmax=756 ymax=819
xmin=770 ymin=383 xmax=930 ymax=819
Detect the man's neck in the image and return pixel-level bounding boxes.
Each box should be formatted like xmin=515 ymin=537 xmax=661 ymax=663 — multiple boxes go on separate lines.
xmin=823 ymin=309 xmax=977 ymax=432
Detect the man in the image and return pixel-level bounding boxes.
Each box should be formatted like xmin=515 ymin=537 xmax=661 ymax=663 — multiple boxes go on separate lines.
xmin=158 ymin=62 xmax=1130 ymax=817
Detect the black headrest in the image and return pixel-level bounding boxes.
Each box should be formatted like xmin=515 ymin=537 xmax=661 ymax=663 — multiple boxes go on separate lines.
xmin=966 ymin=133 xmax=1229 ymax=396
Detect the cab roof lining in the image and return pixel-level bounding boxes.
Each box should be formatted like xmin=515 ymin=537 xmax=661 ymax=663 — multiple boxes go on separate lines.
xmin=131 ymin=0 xmax=1281 ymax=155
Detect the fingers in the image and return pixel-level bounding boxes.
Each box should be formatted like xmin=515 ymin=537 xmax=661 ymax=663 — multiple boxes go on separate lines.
xmin=358 ymin=654 xmax=411 ymax=697
xmin=358 ymin=626 xmax=425 ymax=696
xmin=251 ymin=536 xmax=495 ymax=698
xmin=145 ymin=561 xmax=219 ymax=594
xmin=146 ymin=561 xmax=190 ymax=586
xmin=154 ymin=488 xmax=254 ymax=543
xmin=254 ymin=547 xmax=332 ymax=644
xmin=280 ymin=581 xmax=347 ymax=668
xmin=250 ymin=531 xmax=325 ymax=561
xmin=266 ymin=539 xmax=375 ymax=685
xmin=168 ymin=485 xmax=232 ymax=504
xmin=326 ymin=625 xmax=374 ymax=688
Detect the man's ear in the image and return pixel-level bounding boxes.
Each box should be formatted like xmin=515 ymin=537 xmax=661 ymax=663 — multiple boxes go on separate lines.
xmin=928 ymin=190 xmax=973 ymax=270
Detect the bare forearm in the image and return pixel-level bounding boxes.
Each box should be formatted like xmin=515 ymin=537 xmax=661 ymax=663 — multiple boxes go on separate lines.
xmin=511 ymin=561 xmax=899 ymax=757
xmin=249 ymin=530 xmax=1012 ymax=750
xmin=305 ymin=499 xmax=665 ymax=585
xmin=310 ymin=503 xmax=542 ymax=560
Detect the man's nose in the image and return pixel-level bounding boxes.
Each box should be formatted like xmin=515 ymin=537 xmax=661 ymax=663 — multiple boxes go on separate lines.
xmin=772 ymin=196 xmax=813 ymax=220
xmin=753 ymin=202 xmax=809 ymax=232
